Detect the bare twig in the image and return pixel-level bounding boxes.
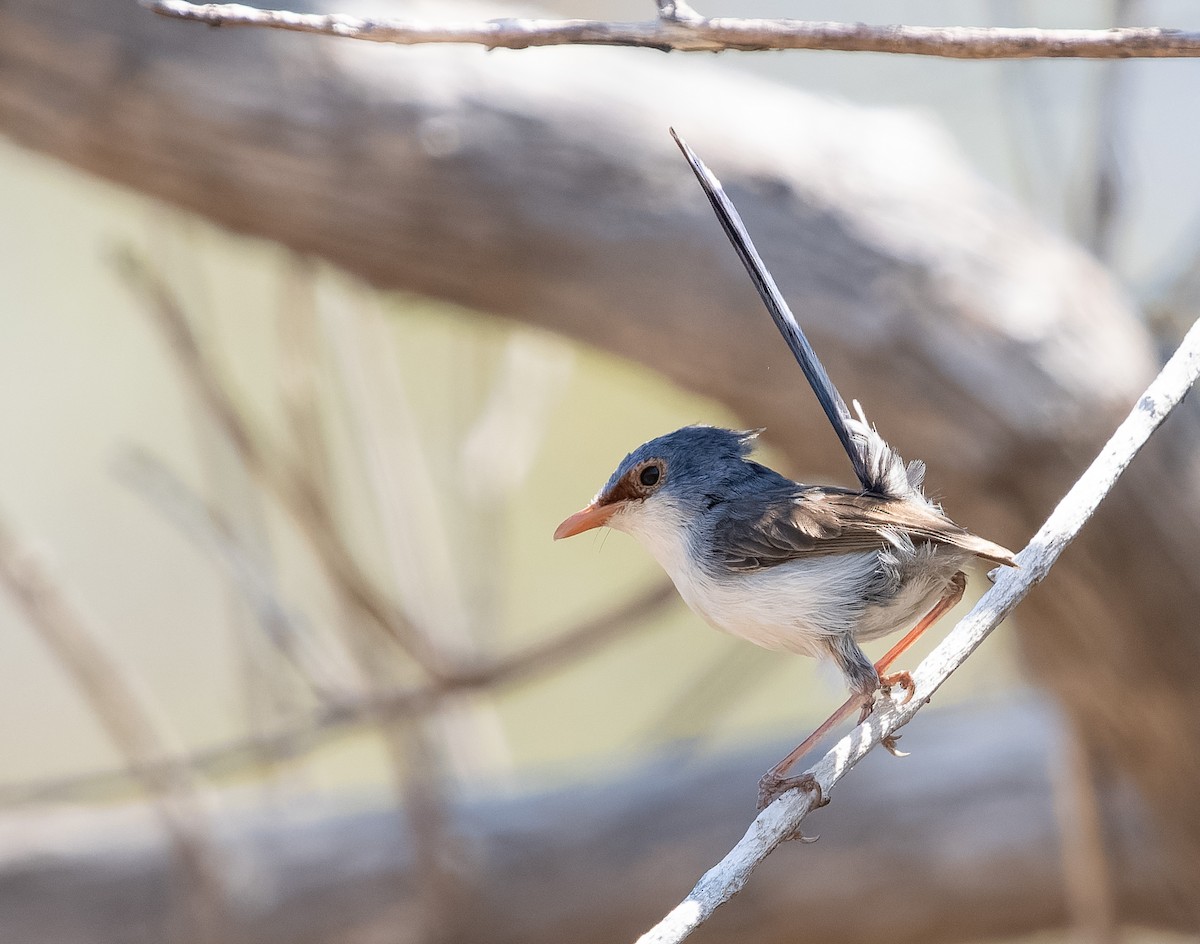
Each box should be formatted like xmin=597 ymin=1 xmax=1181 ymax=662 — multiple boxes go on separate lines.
xmin=0 ymin=513 xmax=230 ymax=940
xmin=635 ymin=314 xmax=1200 ymax=944
xmin=282 ymin=271 xmax=463 ymax=941
xmin=0 ymin=580 xmax=677 ymax=805
xmin=127 ymin=249 xmax=473 ymax=935
xmin=320 ymin=285 xmax=515 ymax=777
xmin=142 ymin=1 xmax=1200 ymax=57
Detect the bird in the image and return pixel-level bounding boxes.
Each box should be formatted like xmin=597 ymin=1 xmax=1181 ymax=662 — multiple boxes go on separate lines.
xmin=554 ymin=130 xmax=1018 ymax=810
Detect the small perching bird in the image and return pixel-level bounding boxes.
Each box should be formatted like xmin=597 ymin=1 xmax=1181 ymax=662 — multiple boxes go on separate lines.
xmin=555 ymin=130 xmax=1017 ymax=809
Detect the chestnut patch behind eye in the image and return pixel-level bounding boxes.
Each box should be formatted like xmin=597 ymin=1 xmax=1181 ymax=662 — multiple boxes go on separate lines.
xmin=598 ymin=459 xmax=667 ymax=506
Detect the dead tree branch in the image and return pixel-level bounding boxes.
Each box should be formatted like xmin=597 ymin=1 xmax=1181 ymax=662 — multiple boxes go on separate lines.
xmin=1055 ymin=727 xmax=1120 ymax=944
xmin=637 ymin=313 xmax=1200 ymax=943
xmin=142 ymin=1 xmax=1200 ymax=57
xmin=116 ymin=447 xmax=364 ymax=700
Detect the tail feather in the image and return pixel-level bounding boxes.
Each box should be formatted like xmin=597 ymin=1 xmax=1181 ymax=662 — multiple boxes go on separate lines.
xmin=845 ymin=400 xmax=918 ymax=500
xmin=955 ymin=533 xmax=1019 ymax=568
xmin=671 ymin=130 xmax=1019 ymax=571
xmin=670 ymin=129 xmax=876 ymax=492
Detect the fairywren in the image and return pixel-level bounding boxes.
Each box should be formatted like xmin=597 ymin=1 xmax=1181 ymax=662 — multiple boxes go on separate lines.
xmin=555 ymin=131 xmax=1016 ymax=808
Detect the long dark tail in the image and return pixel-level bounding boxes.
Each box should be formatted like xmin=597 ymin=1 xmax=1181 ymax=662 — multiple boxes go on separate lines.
xmin=671 ymin=128 xmax=884 ymax=494
xmin=672 ymin=129 xmax=1018 ymax=564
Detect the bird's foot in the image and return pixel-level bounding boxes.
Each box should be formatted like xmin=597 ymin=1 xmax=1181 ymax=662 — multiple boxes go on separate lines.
xmin=757 ymin=770 xmax=827 ymax=815
xmin=879 ymin=670 xmax=916 ymax=705
xmin=881 ymin=733 xmax=908 ymax=757
xmin=858 ymin=686 xmax=910 ymax=758
xmin=856 ymin=694 xmax=876 ymax=725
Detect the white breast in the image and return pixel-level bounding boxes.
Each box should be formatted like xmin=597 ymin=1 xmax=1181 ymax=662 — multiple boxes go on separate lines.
xmin=609 ymin=498 xmax=880 ymax=656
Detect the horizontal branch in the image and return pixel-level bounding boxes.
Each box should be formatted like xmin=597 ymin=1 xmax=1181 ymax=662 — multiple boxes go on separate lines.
xmin=637 ymin=316 xmax=1200 ymax=943
xmin=141 ymin=1 xmax=1200 ymax=57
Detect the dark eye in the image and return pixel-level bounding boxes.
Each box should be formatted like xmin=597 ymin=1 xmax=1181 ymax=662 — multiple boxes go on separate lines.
xmin=639 ymin=463 xmax=662 ymax=488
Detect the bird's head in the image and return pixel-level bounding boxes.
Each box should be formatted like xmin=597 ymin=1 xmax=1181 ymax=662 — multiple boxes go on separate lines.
xmin=553 ymin=426 xmax=760 ymax=543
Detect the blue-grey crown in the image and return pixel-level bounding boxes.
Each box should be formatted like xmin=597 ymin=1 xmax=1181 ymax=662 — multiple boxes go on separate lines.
xmin=603 ymin=425 xmax=761 ymax=495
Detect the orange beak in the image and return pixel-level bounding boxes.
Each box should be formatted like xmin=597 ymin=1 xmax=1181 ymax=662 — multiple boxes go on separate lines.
xmin=553 ymin=501 xmax=620 ymax=540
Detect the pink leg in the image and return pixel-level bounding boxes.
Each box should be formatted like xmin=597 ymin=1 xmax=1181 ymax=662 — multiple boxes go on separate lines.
xmin=757 ymin=572 xmax=967 ymax=811
xmin=874 ymin=570 xmax=967 ymax=705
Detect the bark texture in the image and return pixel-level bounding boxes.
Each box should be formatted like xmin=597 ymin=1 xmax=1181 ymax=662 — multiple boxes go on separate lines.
xmin=2 ymin=0 xmax=1200 ymax=923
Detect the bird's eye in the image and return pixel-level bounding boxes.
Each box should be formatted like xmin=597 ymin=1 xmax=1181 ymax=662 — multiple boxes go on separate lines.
xmin=639 ymin=463 xmax=662 ymax=488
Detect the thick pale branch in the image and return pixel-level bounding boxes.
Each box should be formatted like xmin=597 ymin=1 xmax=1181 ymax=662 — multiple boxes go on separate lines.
xmin=142 ymin=1 xmax=1200 ymax=57
xmin=637 ymin=314 xmax=1200 ymax=943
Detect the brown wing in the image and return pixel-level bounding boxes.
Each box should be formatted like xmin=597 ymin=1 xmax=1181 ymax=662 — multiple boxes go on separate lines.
xmin=712 ymin=487 xmax=1016 ymax=572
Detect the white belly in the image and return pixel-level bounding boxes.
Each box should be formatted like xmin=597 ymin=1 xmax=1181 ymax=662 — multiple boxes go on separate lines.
xmin=669 ymin=552 xmax=883 ymax=655
xmin=611 ymin=501 xmax=880 ymax=655
xmin=611 ymin=499 xmax=960 ymax=657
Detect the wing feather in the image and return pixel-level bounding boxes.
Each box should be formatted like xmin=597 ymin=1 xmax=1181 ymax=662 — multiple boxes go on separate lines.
xmin=713 ymin=488 xmax=1016 ymax=572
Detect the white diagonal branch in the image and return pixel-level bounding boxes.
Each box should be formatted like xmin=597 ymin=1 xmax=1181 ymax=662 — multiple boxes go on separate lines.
xmin=636 ymin=314 xmax=1200 ymax=944
xmin=141 ymin=1 xmax=1200 ymax=58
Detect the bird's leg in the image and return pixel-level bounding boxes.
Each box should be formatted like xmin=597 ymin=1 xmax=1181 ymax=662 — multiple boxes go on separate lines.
xmin=874 ymin=571 xmax=967 ymax=705
xmin=757 ymin=699 xmax=854 ymax=810
xmin=758 ymin=634 xmax=875 ymax=808
xmin=758 ymin=571 xmax=969 ymax=806
xmin=866 ymin=571 xmax=966 ymax=755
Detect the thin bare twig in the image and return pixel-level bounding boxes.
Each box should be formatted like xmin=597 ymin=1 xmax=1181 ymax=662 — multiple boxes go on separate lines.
xmin=636 ymin=314 xmax=1200 ymax=944
xmin=0 ymin=580 xmax=677 ymax=805
xmin=142 ymin=1 xmax=1200 ymax=57
xmin=281 ymin=268 xmax=463 ymax=941
xmin=320 ymin=285 xmax=515 ymax=777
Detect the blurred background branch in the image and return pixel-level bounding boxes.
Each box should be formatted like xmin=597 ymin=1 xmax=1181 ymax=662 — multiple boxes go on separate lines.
xmin=117 ymin=248 xmax=450 ymax=678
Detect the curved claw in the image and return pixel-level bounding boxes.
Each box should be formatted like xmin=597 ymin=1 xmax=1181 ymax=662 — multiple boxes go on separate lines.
xmin=882 ymin=734 xmax=909 ymax=758
xmin=879 ymin=670 xmax=916 ymax=705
